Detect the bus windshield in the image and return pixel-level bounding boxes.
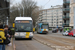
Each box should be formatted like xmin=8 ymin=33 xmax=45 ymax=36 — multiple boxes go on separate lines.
xmin=15 ymin=23 xmax=32 ymax=32
xmin=42 ymin=25 xmax=48 ymax=29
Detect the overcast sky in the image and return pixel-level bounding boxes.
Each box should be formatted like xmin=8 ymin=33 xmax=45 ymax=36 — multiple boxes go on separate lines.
xmin=11 ymin=0 xmax=63 ymax=9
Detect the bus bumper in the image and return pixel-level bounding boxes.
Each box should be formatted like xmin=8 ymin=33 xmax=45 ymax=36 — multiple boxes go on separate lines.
xmin=42 ymin=31 xmax=48 ymax=33
xmin=15 ymin=36 xmax=33 ymax=39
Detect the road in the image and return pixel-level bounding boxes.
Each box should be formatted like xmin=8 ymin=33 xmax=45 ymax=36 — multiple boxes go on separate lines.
xmin=13 ymin=39 xmax=54 ymax=50
xmin=13 ymin=31 xmax=75 ymax=50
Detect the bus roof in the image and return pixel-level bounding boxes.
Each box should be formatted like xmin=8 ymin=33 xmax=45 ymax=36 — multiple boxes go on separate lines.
xmin=15 ymin=17 xmax=32 ymax=20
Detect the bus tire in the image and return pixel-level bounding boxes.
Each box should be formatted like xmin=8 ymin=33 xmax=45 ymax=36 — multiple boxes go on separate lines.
xmin=15 ymin=38 xmax=18 ymax=40
xmin=30 ymin=38 xmax=32 ymax=40
xmin=37 ymin=32 xmax=38 ymax=33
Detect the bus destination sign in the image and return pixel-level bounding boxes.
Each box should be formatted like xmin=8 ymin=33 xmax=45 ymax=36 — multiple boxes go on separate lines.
xmin=16 ymin=21 xmax=30 ymax=23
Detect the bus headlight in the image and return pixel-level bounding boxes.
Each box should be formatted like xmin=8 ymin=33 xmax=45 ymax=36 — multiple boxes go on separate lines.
xmin=15 ymin=33 xmax=19 ymax=36
xmin=30 ymin=32 xmax=33 ymax=36
xmin=46 ymin=29 xmax=48 ymax=31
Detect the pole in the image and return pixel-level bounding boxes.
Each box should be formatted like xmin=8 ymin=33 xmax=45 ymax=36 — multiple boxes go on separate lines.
xmin=74 ymin=7 xmax=75 ymax=29
xmin=73 ymin=7 xmax=75 ymax=35
xmin=18 ymin=8 xmax=21 ymax=17
xmin=46 ymin=10 xmax=47 ymax=22
xmin=7 ymin=17 xmax=8 ymax=25
xmin=20 ymin=8 xmax=21 ymax=17
xmin=20 ymin=13 xmax=21 ymax=17
xmin=23 ymin=7 xmax=24 ymax=17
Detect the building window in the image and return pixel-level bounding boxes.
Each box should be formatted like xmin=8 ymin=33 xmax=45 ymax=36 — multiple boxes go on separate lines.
xmin=0 ymin=3 xmax=1 ymax=7
xmin=74 ymin=0 xmax=75 ymax=2
xmin=66 ymin=6 xmax=69 ymax=8
xmin=54 ymin=25 xmax=55 ymax=26
xmin=66 ymin=13 xmax=69 ymax=16
xmin=60 ymin=21 xmax=62 ymax=23
xmin=66 ymin=0 xmax=70 ymax=2
xmin=60 ymin=24 xmax=62 ymax=26
xmin=70 ymin=8 xmax=72 ymax=13
xmin=60 ymin=18 xmax=62 ymax=20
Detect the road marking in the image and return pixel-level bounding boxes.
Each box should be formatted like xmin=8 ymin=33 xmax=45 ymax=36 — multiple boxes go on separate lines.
xmin=47 ymin=44 xmax=51 ymax=46
xmin=33 ymin=38 xmax=56 ymax=49
xmin=33 ymin=37 xmax=75 ymax=50
xmin=43 ymin=42 xmax=47 ymax=45
xmin=62 ymin=40 xmax=73 ymax=44
xmin=56 ymin=48 xmax=61 ymax=50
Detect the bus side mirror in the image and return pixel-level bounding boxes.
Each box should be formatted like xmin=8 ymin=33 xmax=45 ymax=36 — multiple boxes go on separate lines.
xmin=33 ymin=28 xmax=35 ymax=32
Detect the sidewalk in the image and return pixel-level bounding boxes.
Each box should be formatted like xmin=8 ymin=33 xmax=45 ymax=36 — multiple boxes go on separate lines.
xmin=6 ymin=38 xmax=14 ymax=50
xmin=6 ymin=45 xmax=13 ymax=50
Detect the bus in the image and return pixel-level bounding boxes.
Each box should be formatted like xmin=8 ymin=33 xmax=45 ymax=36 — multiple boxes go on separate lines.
xmin=14 ymin=17 xmax=33 ymax=40
xmin=36 ymin=22 xmax=49 ymax=34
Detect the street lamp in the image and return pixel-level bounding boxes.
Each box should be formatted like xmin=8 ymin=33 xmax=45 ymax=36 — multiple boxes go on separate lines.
xmin=21 ymin=5 xmax=24 ymax=17
xmin=73 ymin=7 xmax=75 ymax=35
xmin=21 ymin=5 xmax=25 ymax=17
xmin=7 ymin=17 xmax=8 ymax=25
xmin=18 ymin=8 xmax=21 ymax=17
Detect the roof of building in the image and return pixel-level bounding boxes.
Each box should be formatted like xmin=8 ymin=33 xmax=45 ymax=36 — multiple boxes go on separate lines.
xmin=40 ymin=5 xmax=63 ymax=11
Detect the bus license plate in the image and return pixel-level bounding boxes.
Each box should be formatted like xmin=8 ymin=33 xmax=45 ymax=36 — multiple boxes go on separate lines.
xmin=25 ymin=32 xmax=30 ymax=38
xmin=44 ymin=29 xmax=46 ymax=31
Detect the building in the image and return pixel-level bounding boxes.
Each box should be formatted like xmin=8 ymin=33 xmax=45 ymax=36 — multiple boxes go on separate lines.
xmin=0 ymin=0 xmax=10 ymax=24
xmin=63 ymin=0 xmax=70 ymax=27
xmin=39 ymin=5 xmax=63 ymax=28
xmin=70 ymin=0 xmax=75 ymax=27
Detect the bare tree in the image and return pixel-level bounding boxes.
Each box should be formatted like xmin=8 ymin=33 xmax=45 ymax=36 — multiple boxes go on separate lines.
xmin=9 ymin=5 xmax=19 ymax=25
xmin=9 ymin=0 xmax=40 ymax=26
xmin=10 ymin=0 xmax=14 ymax=5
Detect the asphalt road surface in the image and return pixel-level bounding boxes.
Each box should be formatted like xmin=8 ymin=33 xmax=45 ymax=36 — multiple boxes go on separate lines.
xmin=13 ymin=31 xmax=75 ymax=50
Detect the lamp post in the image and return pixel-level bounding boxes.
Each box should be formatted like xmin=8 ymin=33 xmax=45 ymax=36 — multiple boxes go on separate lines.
xmin=21 ymin=4 xmax=24 ymax=17
xmin=23 ymin=7 xmax=24 ymax=17
xmin=73 ymin=7 xmax=75 ymax=35
xmin=46 ymin=10 xmax=47 ymax=22
xmin=18 ymin=8 xmax=21 ymax=17
xmin=7 ymin=17 xmax=8 ymax=25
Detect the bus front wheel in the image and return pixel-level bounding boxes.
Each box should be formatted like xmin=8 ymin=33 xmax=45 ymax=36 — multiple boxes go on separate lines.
xmin=30 ymin=38 xmax=32 ymax=40
xmin=37 ymin=32 xmax=39 ymax=33
xmin=15 ymin=38 xmax=18 ymax=40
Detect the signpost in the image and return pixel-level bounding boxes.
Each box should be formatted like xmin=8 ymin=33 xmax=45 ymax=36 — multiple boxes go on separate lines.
xmin=57 ymin=25 xmax=58 ymax=28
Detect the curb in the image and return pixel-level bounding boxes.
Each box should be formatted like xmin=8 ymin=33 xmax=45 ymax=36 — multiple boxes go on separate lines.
xmin=5 ymin=38 xmax=15 ymax=50
xmin=11 ymin=38 xmax=16 ymax=50
xmin=13 ymin=44 xmax=16 ymax=50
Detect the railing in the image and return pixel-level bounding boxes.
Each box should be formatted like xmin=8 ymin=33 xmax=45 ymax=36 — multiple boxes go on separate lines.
xmin=63 ymin=8 xmax=70 ymax=11
xmin=63 ymin=23 xmax=69 ymax=26
xmin=63 ymin=1 xmax=70 ymax=4
xmin=63 ymin=16 xmax=70 ymax=19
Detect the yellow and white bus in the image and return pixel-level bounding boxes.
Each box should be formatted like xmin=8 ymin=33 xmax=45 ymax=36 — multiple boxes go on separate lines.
xmin=14 ymin=17 xmax=33 ymax=40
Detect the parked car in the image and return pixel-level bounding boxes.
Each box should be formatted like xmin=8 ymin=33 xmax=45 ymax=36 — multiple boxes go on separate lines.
xmin=52 ymin=29 xmax=57 ymax=33
xmin=68 ymin=30 xmax=75 ymax=37
xmin=62 ymin=31 xmax=70 ymax=36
